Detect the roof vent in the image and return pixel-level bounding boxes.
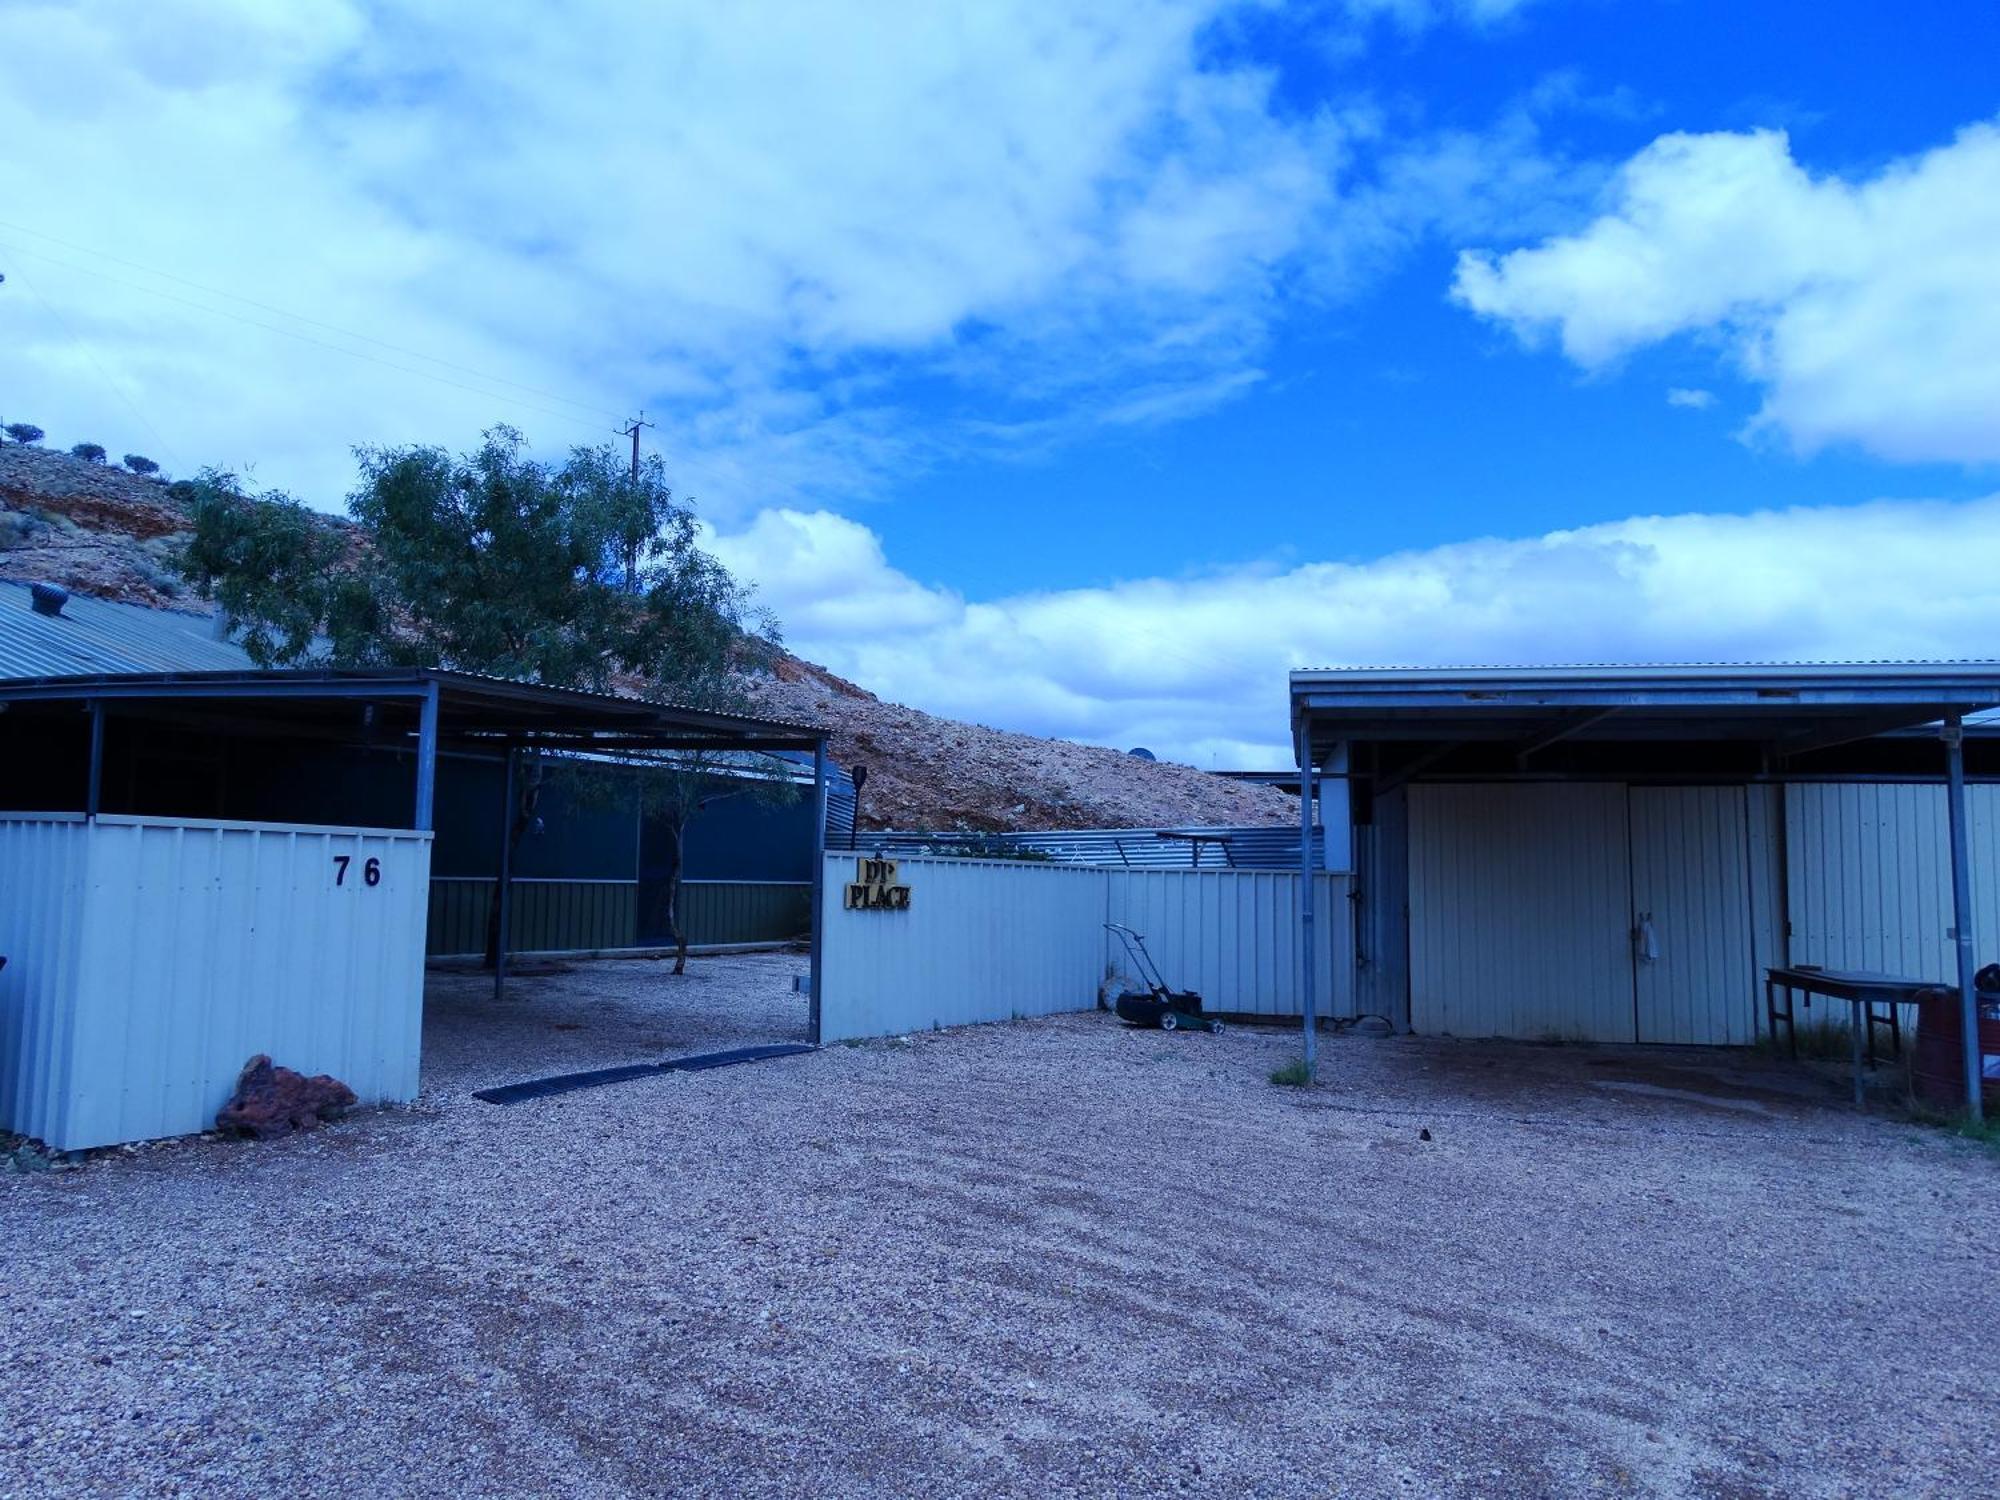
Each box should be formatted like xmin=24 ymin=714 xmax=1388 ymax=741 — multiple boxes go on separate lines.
xmin=29 ymin=582 xmax=68 ymax=618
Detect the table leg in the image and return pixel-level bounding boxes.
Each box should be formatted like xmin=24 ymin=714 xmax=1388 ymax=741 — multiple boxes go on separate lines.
xmin=1849 ymin=996 xmax=1864 ymax=1107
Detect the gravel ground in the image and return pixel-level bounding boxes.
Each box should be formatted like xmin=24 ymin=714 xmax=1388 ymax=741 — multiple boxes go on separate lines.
xmin=2 ymin=956 xmax=1995 ymax=1499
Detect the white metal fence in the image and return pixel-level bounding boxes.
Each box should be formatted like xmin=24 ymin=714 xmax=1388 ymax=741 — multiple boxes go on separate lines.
xmin=816 ymin=852 xmax=1352 ymax=1043
xmin=0 ymin=814 xmax=431 ymax=1150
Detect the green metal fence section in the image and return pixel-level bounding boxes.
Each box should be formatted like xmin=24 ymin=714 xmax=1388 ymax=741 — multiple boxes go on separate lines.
xmin=426 ymin=878 xmax=808 ymax=957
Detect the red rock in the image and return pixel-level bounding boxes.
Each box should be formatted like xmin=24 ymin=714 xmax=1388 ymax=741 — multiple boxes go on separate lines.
xmin=215 ymin=1055 xmax=357 ymax=1140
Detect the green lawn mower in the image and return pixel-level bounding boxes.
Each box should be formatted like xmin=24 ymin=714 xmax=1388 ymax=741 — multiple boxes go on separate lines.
xmin=1105 ymin=923 xmax=1223 ymax=1034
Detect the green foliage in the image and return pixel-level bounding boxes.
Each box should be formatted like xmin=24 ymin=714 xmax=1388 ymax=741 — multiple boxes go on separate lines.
xmin=179 ymin=425 xmax=771 ymax=694
xmin=70 ymin=442 xmax=106 ymax=464
xmin=123 ymin=454 xmax=160 ymax=476
xmin=3 ymin=423 xmax=43 ymax=446
xmin=1270 ymin=1058 xmax=1313 ymax=1087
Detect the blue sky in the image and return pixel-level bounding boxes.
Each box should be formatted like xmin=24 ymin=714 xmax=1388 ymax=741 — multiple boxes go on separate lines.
xmin=3 ymin=0 xmax=1998 ymax=764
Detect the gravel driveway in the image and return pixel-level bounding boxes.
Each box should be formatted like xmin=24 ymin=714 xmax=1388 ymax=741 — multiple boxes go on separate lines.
xmin=2 ymin=956 xmax=1994 ymax=1498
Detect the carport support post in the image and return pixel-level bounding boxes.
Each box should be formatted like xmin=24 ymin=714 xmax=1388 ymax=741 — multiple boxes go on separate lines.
xmin=495 ymin=748 xmax=516 ymax=1004
xmin=1944 ymin=715 xmax=1983 ymax=1122
xmin=809 ymin=737 xmax=827 ymax=1044
xmin=1299 ymin=747 xmax=1318 ymax=1078
xmin=85 ymin=699 xmax=104 ymax=819
xmin=413 ymin=681 xmax=440 ymax=832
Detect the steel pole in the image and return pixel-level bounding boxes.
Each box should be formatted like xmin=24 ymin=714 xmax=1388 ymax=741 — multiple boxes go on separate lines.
xmin=85 ymin=700 xmax=104 ymax=819
xmin=809 ymin=739 xmax=828 ymax=1045
xmin=1944 ymin=716 xmax=1983 ymax=1122
xmin=414 ymin=681 xmax=440 ymax=831
xmin=1300 ymin=747 xmax=1318 ymax=1078
xmin=494 ymin=748 xmax=515 ymax=1004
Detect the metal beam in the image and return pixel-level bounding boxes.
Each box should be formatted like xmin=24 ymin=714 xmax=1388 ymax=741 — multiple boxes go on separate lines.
xmin=1514 ymin=707 xmax=1620 ymax=765
xmin=494 ymin=748 xmax=516 ymax=1004
xmin=1777 ymin=708 xmax=1951 ymax=760
xmin=1373 ymin=741 xmax=1466 ymax=797
xmin=414 ymin=680 xmax=440 ymax=832
xmin=85 ymin=700 xmax=104 ymax=819
xmin=1299 ymin=748 xmax=1318 ymax=1080
xmin=1944 ymin=716 xmax=1983 ymax=1122
xmin=808 ymin=738 xmax=827 ymax=1045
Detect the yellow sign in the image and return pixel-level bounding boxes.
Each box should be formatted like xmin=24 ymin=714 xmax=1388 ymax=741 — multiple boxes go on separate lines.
xmin=845 ymin=857 xmax=911 ymax=911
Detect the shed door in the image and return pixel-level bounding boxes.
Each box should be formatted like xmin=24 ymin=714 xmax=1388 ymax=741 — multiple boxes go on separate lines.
xmin=1408 ymin=784 xmax=1636 ymax=1041
xmin=1630 ymin=787 xmax=1757 ymax=1044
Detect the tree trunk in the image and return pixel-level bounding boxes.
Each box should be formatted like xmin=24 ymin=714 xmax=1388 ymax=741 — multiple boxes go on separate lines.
xmin=661 ymin=820 xmax=689 ymax=974
xmin=483 ymin=754 xmax=540 ymax=970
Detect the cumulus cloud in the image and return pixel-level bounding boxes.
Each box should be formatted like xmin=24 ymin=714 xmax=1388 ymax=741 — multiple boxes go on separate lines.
xmin=1666 ymin=388 xmax=1715 ymax=410
xmin=1452 ymin=121 xmax=2000 ymax=465
xmin=0 ymin=0 xmax=1352 ymax=509
xmin=715 ymin=493 xmax=2000 ymax=767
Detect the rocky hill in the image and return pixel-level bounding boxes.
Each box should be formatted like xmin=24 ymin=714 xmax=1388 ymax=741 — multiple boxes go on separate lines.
xmin=0 ymin=441 xmax=1294 ymax=831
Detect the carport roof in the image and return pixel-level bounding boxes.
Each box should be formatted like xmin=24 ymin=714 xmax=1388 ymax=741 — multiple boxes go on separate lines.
xmin=1290 ymin=662 xmax=2000 ymax=773
xmin=0 ymin=666 xmax=826 ymax=752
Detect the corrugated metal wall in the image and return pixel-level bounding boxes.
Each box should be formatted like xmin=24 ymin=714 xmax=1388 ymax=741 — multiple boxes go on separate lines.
xmin=867 ymin=826 xmax=1327 ymax=870
xmin=1408 ymin=784 xmax=1638 ymax=1041
xmin=424 ymin=878 xmax=810 ymax=957
xmin=0 ymin=815 xmax=431 ymax=1151
xmin=818 ymin=855 xmax=1111 ymax=1043
xmin=1785 ymin=782 xmax=2000 ymax=981
xmin=1104 ymin=870 xmax=1350 ymax=1018
xmin=1630 ymin=787 xmax=1758 ymax=1045
xmin=816 ymin=853 xmax=1355 ymax=1043
xmin=0 ymin=815 xmax=91 ymax=1147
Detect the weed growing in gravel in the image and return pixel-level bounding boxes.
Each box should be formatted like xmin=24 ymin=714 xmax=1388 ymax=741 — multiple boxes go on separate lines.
xmin=1904 ymin=1100 xmax=2000 ymax=1156
xmin=1270 ymin=1058 xmax=1312 ymax=1087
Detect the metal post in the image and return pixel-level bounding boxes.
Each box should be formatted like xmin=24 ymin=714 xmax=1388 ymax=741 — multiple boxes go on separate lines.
xmin=413 ymin=681 xmax=440 ymax=832
xmin=494 ymin=748 xmax=515 ymax=1004
xmin=809 ymin=738 xmax=828 ymax=1045
xmin=1944 ymin=715 xmax=1983 ymax=1121
xmin=1300 ymin=746 xmax=1319 ymax=1078
xmin=85 ymin=700 xmax=104 ymax=819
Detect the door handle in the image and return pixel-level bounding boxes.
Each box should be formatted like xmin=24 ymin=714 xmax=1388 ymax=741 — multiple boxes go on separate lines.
xmin=1634 ymin=912 xmax=1659 ymax=962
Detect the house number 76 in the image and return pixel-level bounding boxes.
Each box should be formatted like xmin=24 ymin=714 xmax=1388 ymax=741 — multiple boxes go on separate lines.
xmin=333 ymin=855 xmax=383 ymax=887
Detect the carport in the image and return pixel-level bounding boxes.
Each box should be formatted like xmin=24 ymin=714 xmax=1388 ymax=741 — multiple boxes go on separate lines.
xmin=0 ymin=667 xmax=828 ymax=1149
xmin=1290 ymin=664 xmax=2000 ymax=1117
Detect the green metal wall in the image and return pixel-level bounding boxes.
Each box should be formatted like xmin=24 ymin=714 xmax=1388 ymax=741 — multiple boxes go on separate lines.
xmin=426 ymin=878 xmax=808 ymax=957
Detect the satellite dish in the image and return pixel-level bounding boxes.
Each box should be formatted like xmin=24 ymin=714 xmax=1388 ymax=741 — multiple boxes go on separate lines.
xmin=1126 ymin=747 xmax=1156 ymax=761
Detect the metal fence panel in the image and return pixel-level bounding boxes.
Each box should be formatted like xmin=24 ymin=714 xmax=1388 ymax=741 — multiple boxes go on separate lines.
xmin=0 ymin=815 xmax=432 ymax=1150
xmin=1103 ymin=869 xmax=1351 ymax=1018
xmin=818 ymin=854 xmax=1110 ymax=1043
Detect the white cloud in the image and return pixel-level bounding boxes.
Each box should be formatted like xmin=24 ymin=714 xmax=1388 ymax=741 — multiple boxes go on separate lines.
xmin=0 ymin=0 xmax=1351 ymax=510
xmin=715 ymin=492 xmax=2000 ymax=767
xmin=1666 ymin=387 xmax=1715 ymax=410
xmin=1452 ymin=121 xmax=2000 ymax=465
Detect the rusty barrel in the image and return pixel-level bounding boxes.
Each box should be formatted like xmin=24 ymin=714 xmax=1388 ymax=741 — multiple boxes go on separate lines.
xmin=1913 ymin=987 xmax=2000 ymax=1110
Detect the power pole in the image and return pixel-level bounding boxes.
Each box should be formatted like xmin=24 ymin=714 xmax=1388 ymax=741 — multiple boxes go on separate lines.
xmin=619 ymin=411 xmax=653 ymax=481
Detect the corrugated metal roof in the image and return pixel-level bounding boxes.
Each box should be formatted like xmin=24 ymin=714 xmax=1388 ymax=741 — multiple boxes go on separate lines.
xmin=0 ymin=582 xmax=253 ymax=679
xmin=866 ymin=825 xmax=1319 ymax=870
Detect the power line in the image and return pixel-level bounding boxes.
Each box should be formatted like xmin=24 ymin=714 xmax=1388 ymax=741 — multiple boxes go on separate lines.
xmin=0 ymin=240 xmax=622 ymax=440
xmin=0 ymin=242 xmax=184 ymax=472
xmin=0 ymin=218 xmax=625 ymax=423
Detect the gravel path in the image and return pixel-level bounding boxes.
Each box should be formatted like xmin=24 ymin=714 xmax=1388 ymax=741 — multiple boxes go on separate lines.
xmin=2 ymin=956 xmax=1994 ymax=1498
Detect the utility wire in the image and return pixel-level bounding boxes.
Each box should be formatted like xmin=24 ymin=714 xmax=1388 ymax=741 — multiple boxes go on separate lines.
xmin=0 ymin=240 xmax=621 ymax=441
xmin=0 ymin=241 xmax=185 ymax=472
xmin=0 ymin=218 xmax=625 ymax=424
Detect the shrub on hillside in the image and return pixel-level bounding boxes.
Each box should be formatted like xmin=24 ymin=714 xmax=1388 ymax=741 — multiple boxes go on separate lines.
xmin=123 ymin=454 xmax=161 ymax=476
xmin=71 ymin=443 xmax=108 ymax=464
xmin=3 ymin=423 xmax=44 ymax=445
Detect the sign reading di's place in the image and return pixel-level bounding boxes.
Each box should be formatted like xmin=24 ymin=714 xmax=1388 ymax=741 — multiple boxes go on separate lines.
xmin=845 ymin=857 xmax=911 ymax=911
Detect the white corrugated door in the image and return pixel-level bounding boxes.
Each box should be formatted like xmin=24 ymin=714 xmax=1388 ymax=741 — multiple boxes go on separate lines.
xmin=1408 ymin=784 xmax=1635 ymax=1041
xmin=1630 ymin=787 xmax=1757 ymax=1045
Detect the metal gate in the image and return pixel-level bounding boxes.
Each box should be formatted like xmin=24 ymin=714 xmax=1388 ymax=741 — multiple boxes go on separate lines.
xmin=1409 ymin=784 xmax=1762 ymax=1044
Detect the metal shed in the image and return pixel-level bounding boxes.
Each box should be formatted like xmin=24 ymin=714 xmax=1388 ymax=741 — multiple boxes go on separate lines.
xmin=1289 ymin=664 xmax=2000 ymax=1117
xmin=0 ymin=666 xmax=826 ymax=1150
